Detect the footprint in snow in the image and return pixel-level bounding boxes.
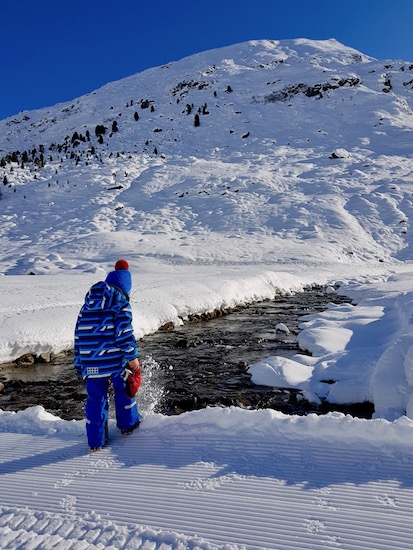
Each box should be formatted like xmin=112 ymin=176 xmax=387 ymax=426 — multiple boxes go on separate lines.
xmin=377 ymin=494 xmax=397 ymax=507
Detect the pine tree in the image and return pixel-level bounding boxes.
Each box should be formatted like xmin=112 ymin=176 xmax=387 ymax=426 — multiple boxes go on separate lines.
xmin=194 ymin=114 xmax=200 ymax=127
xmin=95 ymin=125 xmax=106 ymax=137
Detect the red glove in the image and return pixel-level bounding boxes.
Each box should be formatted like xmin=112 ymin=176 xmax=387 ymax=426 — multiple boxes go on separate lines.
xmin=125 ymin=367 xmax=142 ymax=398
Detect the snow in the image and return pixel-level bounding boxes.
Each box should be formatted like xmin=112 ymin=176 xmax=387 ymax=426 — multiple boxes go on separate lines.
xmin=1 ymin=38 xmax=413 ymax=547
xmin=2 ymin=406 xmax=413 ymax=549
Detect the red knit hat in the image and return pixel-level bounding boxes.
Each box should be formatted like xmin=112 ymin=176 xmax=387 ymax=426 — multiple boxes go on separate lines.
xmin=115 ymin=259 xmax=129 ymax=271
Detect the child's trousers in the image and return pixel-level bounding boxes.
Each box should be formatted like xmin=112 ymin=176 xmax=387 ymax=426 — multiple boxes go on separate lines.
xmin=85 ymin=370 xmax=140 ymax=448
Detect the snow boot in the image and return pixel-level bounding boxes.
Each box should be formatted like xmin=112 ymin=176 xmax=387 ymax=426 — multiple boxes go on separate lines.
xmin=121 ymin=420 xmax=140 ymax=435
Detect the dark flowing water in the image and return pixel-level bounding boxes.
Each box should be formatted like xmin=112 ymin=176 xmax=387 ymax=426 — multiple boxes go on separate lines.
xmin=0 ymin=287 xmax=374 ymax=420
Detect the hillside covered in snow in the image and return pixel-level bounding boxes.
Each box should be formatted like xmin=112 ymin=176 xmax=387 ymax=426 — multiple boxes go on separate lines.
xmin=1 ymin=38 xmax=413 ymax=276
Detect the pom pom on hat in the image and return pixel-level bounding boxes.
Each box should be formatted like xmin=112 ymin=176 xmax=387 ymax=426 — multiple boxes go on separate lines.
xmin=115 ymin=259 xmax=129 ymax=271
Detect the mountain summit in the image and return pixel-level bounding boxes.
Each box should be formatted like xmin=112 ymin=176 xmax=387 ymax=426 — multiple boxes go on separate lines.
xmin=1 ymin=38 xmax=413 ymax=275
xmin=0 ymin=38 xmax=382 ymax=154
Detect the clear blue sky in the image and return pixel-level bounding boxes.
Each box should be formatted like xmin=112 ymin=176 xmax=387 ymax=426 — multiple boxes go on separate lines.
xmin=1 ymin=0 xmax=412 ymax=120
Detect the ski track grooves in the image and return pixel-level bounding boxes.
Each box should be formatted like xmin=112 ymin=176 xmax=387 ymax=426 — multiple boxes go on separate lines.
xmin=1 ymin=428 xmax=413 ymax=549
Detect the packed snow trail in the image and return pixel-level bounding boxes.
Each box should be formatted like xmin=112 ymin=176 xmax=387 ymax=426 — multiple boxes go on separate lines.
xmin=1 ymin=406 xmax=413 ymax=549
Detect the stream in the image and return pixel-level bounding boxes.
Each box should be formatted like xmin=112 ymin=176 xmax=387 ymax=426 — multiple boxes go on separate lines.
xmin=0 ymin=287 xmax=374 ymax=420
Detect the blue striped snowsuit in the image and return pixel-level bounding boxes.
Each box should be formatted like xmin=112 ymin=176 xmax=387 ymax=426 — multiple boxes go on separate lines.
xmin=74 ymin=278 xmax=140 ymax=447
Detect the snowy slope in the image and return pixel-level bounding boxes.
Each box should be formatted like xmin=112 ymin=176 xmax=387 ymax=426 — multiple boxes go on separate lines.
xmin=1 ymin=39 xmax=413 ymax=276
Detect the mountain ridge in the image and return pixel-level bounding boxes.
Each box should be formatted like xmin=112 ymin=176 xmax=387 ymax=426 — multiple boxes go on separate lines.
xmin=0 ymin=38 xmax=413 ymax=276
xmin=0 ymin=38 xmax=389 ymax=154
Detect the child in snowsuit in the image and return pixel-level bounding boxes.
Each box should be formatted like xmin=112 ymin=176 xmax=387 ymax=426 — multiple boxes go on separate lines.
xmin=74 ymin=259 xmax=141 ymax=451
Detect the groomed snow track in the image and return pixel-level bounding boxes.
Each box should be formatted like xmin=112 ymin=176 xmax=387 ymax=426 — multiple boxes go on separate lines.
xmin=1 ymin=407 xmax=413 ymax=549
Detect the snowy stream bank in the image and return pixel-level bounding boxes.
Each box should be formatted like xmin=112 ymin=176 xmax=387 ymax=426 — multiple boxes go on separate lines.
xmin=1 ymin=287 xmax=372 ymax=420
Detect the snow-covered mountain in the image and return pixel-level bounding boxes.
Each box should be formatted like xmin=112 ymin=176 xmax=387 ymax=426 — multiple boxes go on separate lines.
xmin=1 ymin=38 xmax=413 ymax=275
